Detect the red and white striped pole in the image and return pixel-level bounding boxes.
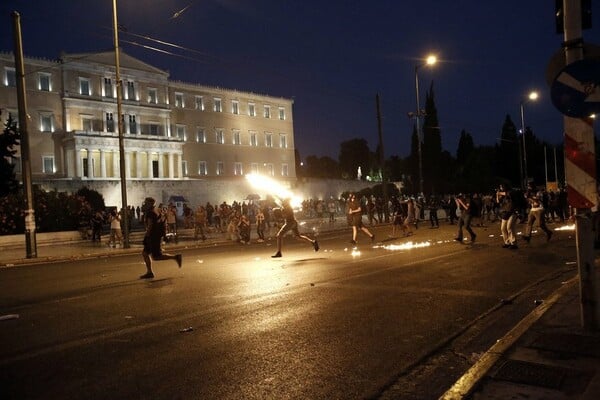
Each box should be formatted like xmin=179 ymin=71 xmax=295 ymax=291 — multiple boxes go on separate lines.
xmin=562 ymin=0 xmax=599 ymax=330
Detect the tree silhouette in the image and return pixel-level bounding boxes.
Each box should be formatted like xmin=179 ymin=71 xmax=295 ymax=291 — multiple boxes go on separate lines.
xmin=0 ymin=113 xmax=20 ymax=197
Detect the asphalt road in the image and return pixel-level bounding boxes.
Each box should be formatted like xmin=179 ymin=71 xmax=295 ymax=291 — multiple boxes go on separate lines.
xmin=0 ymin=222 xmax=578 ymax=399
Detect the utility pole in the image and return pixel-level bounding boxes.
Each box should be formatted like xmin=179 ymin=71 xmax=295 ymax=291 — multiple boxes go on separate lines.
xmin=12 ymin=11 xmax=37 ymax=258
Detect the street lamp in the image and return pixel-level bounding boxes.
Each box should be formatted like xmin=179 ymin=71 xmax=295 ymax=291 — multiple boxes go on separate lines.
xmin=414 ymin=54 xmax=437 ymax=195
xmin=519 ymin=90 xmax=538 ymax=189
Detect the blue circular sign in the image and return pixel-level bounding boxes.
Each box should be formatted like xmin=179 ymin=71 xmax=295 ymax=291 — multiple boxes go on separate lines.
xmin=550 ymin=59 xmax=600 ymax=118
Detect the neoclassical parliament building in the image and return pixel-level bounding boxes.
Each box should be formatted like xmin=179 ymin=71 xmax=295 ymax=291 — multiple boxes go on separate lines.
xmin=0 ymin=50 xmax=297 ymax=207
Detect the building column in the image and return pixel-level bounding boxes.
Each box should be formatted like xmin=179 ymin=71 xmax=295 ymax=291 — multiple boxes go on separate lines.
xmin=147 ymin=151 xmax=153 ymax=178
xmin=136 ymin=151 xmax=143 ymax=178
xmin=112 ymin=150 xmax=119 ymax=178
xmin=125 ymin=151 xmax=132 ymax=178
xmin=158 ymin=152 xmax=164 ymax=178
xmin=100 ymin=149 xmax=107 ymax=178
xmin=87 ymin=149 xmax=93 ymax=178
xmin=177 ymin=153 xmax=183 ymax=178
xmin=168 ymin=152 xmax=174 ymax=179
xmin=76 ymin=149 xmax=83 ymax=178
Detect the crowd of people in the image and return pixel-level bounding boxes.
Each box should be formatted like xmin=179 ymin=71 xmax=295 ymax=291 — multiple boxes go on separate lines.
xmin=80 ymin=184 xmax=582 ymax=279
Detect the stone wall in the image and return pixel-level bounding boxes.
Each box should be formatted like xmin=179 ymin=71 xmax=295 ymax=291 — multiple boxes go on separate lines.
xmin=37 ymin=177 xmax=375 ymax=208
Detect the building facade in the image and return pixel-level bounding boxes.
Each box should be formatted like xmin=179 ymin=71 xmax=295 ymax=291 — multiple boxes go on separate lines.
xmin=0 ymin=51 xmax=296 ymax=206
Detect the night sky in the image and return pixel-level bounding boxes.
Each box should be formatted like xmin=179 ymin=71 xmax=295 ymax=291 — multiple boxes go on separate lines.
xmin=1 ymin=0 xmax=599 ymax=160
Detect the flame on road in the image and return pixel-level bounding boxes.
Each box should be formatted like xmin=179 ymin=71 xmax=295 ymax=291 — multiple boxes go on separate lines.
xmin=381 ymin=241 xmax=432 ymax=251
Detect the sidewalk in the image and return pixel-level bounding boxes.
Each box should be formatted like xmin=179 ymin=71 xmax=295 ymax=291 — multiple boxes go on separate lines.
xmin=2 ymin=220 xmax=599 ymax=399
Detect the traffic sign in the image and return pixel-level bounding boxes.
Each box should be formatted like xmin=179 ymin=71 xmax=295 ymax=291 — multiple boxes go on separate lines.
xmin=550 ymin=58 xmax=600 ymax=118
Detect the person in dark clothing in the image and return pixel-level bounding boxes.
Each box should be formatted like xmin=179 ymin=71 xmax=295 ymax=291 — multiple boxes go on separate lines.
xmin=428 ymin=195 xmax=440 ymax=228
xmin=272 ymin=198 xmax=319 ymax=258
xmin=455 ymin=194 xmax=476 ymax=244
xmin=91 ymin=211 xmax=104 ymax=242
xmin=140 ymin=197 xmax=182 ymax=279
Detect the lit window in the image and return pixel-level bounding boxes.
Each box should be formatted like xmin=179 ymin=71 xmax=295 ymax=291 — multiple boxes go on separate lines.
xmin=248 ymin=103 xmax=256 ymax=117
xmin=4 ymin=67 xmax=16 ymax=87
xmin=198 ymin=161 xmax=207 ymax=176
xmin=280 ymin=133 xmax=287 ymax=148
xmin=234 ymin=162 xmax=243 ymax=176
xmin=265 ymin=132 xmax=273 ymax=147
xmin=81 ymin=116 xmax=93 ymax=132
xmin=104 ymin=77 xmax=113 ymax=97
xmin=182 ymin=160 xmax=188 ymax=176
xmin=250 ymin=131 xmax=258 ymax=146
xmin=282 ymin=163 xmax=289 ymax=176
xmin=40 ymin=114 xmax=53 ymax=132
xmin=196 ymin=128 xmax=206 ymax=143
xmin=214 ymin=98 xmax=222 ymax=112
xmin=264 ymin=105 xmax=271 ymax=118
xmin=42 ymin=156 xmax=55 ymax=173
xmin=38 ymin=73 xmax=51 ymax=91
xmin=216 ymin=161 xmax=224 ymax=175
xmin=176 ymin=125 xmax=186 ymax=140
xmin=279 ymin=107 xmax=285 ymax=120
xmin=195 ymin=96 xmax=204 ymax=110
xmin=79 ymin=78 xmax=91 ymax=96
xmin=105 ymin=112 xmax=114 ymax=133
xmin=232 ymin=100 xmax=239 ymax=115
xmin=175 ymin=92 xmax=184 ymax=108
xmin=266 ymin=163 xmax=274 ymax=176
xmin=232 ymin=129 xmax=241 ymax=145
xmin=129 ymin=115 xmax=137 ymax=134
xmin=148 ymin=88 xmax=157 ymax=104
xmin=122 ymin=81 xmax=136 ymax=100
xmin=216 ymin=129 xmax=225 ymax=144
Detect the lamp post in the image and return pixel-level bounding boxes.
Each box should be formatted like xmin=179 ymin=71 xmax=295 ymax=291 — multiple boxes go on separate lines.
xmin=112 ymin=0 xmax=130 ymax=248
xmin=519 ymin=90 xmax=538 ymax=189
xmin=414 ymin=55 xmax=436 ymax=195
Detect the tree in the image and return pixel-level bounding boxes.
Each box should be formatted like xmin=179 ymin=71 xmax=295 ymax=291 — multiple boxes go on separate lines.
xmin=422 ymin=82 xmax=445 ymax=194
xmin=304 ymin=155 xmax=340 ymax=178
xmin=496 ymin=114 xmax=520 ymax=187
xmin=0 ymin=113 xmax=20 ymax=197
xmin=339 ymin=138 xmax=371 ymax=179
xmin=76 ymin=187 xmax=106 ymax=211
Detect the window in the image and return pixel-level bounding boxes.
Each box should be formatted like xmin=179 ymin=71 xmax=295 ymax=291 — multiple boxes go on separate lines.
xmin=126 ymin=81 xmax=135 ymax=100
xmin=149 ymin=123 xmax=160 ymax=136
xmin=129 ymin=115 xmax=137 ymax=134
xmin=195 ymin=96 xmax=204 ymax=110
xmin=264 ymin=105 xmax=271 ymax=118
xmin=251 ymin=163 xmax=259 ymax=174
xmin=280 ymin=133 xmax=287 ymax=148
xmin=231 ymin=100 xmax=239 ymax=115
xmin=79 ymin=78 xmax=91 ymax=96
xmin=148 ymin=88 xmax=157 ymax=104
xmin=216 ymin=129 xmax=225 ymax=144
xmin=279 ymin=107 xmax=286 ymax=120
xmin=281 ymin=163 xmax=289 ymax=176
xmin=265 ymin=132 xmax=273 ymax=147
xmin=250 ymin=131 xmax=258 ymax=146
xmin=196 ymin=128 xmax=206 ymax=143
xmin=106 ymin=112 xmax=114 ymax=133
xmin=176 ymin=124 xmax=186 ymax=140
xmin=234 ymin=162 xmax=243 ymax=176
xmin=81 ymin=116 xmax=93 ymax=132
xmin=40 ymin=114 xmax=53 ymax=132
xmin=216 ymin=161 xmax=224 ymax=176
xmin=214 ymin=98 xmax=222 ymax=112
xmin=232 ymin=129 xmax=241 ymax=145
xmin=104 ymin=77 xmax=113 ymax=98
xmin=198 ymin=161 xmax=207 ymax=176
xmin=42 ymin=156 xmax=55 ymax=173
xmin=182 ymin=160 xmax=188 ymax=176
xmin=175 ymin=92 xmax=184 ymax=108
xmin=248 ymin=103 xmax=256 ymax=117
xmin=266 ymin=163 xmax=274 ymax=176
xmin=4 ymin=67 xmax=16 ymax=87
xmin=38 ymin=73 xmax=51 ymax=91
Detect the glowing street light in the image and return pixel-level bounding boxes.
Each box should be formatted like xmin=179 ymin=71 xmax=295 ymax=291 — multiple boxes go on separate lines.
xmin=519 ymin=90 xmax=539 ymax=189
xmin=414 ymin=54 xmax=437 ymax=194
